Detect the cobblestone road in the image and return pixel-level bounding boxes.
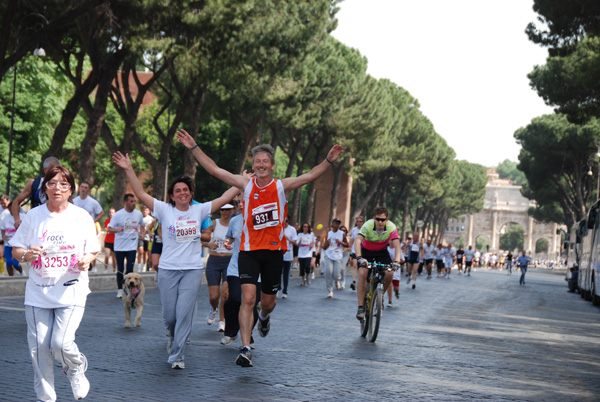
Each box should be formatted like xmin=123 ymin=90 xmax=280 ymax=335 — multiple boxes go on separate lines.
xmin=1 ymin=267 xmax=599 ymax=401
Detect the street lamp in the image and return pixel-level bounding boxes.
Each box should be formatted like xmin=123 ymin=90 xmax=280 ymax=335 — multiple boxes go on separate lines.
xmin=6 ymin=13 xmax=48 ymax=196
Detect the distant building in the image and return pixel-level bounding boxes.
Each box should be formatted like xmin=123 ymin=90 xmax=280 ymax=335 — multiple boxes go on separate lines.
xmin=444 ymin=168 xmax=562 ymax=257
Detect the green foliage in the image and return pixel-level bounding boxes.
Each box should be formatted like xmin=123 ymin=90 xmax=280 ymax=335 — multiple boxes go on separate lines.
xmin=535 ymin=237 xmax=549 ymax=254
xmin=496 ymin=159 xmax=527 ymax=186
xmin=529 ymin=36 xmax=600 ymax=122
xmin=500 ymin=224 xmax=524 ymax=252
xmin=476 ymin=236 xmax=489 ymax=252
xmin=515 ymin=113 xmax=599 ymax=229
xmin=0 ymin=57 xmax=74 ymax=196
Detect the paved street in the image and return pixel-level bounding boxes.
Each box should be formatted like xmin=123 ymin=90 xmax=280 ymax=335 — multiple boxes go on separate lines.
xmin=1 ymin=267 xmax=599 ymax=401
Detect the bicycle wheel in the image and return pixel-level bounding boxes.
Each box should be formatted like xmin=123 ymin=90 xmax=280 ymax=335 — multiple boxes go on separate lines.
xmin=360 ymin=293 xmax=369 ymax=337
xmin=367 ymin=288 xmax=383 ymax=342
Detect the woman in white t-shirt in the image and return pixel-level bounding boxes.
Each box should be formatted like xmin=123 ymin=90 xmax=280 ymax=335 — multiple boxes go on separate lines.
xmin=113 ymin=151 xmax=238 ymax=369
xmin=10 ymin=165 xmax=100 ymax=401
xmin=296 ymin=222 xmax=316 ymax=286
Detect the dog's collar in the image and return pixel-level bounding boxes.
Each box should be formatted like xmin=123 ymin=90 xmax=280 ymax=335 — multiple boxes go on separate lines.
xmin=123 ymin=286 xmax=140 ymax=309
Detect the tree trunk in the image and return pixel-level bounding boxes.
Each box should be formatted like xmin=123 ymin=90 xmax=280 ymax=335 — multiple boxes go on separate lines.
xmin=329 ymin=162 xmax=344 ymax=222
xmin=42 ymin=71 xmax=98 ymax=165
xmin=183 ymin=88 xmax=207 ymax=178
xmin=401 ymin=196 xmax=410 ymax=241
xmin=234 ymin=114 xmax=260 ymax=174
xmin=78 ymin=50 xmax=126 ymax=182
xmin=305 ymin=182 xmax=317 ymax=225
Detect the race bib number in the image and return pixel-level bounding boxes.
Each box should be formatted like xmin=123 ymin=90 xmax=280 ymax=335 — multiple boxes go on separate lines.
xmin=41 ymin=249 xmax=73 ymax=279
xmin=123 ymin=219 xmax=139 ymax=234
xmin=252 ymin=202 xmax=279 ymax=230
xmin=411 ymin=244 xmax=420 ymax=252
xmin=175 ymin=220 xmax=200 ymax=243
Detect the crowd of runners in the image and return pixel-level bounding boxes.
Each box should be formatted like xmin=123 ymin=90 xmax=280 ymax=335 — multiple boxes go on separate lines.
xmin=1 ymin=134 xmax=546 ymax=401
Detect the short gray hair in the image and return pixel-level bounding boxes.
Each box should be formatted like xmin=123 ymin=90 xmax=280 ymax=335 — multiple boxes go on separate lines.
xmin=251 ymin=144 xmax=275 ymax=164
xmin=43 ymin=157 xmax=60 ymax=170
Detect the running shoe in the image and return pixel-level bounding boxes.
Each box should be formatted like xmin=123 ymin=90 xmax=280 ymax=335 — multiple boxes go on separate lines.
xmin=328 ymin=290 xmax=333 ymax=298
xmin=356 ymin=307 xmax=365 ymax=321
xmin=207 ymin=308 xmax=217 ymax=325
xmin=394 ymin=289 xmax=400 ymax=299
xmin=220 ymin=335 xmax=237 ymax=346
xmin=282 ymin=293 xmax=288 ymax=299
xmin=350 ymin=282 xmax=356 ymax=290
xmin=64 ymin=354 xmax=89 ymax=400
xmin=257 ymin=315 xmax=270 ymax=337
xmin=427 ymin=275 xmax=432 ymax=280
xmin=406 ymin=277 xmax=411 ymax=284
xmin=236 ymin=347 xmax=253 ymax=367
xmin=171 ymin=361 xmax=185 ymax=369
xmin=218 ymin=321 xmax=225 ymax=332
xmin=116 ymin=289 xmax=122 ymax=298
xmin=388 ymin=299 xmax=393 ymax=307
xmin=412 ymin=283 xmax=416 ymax=289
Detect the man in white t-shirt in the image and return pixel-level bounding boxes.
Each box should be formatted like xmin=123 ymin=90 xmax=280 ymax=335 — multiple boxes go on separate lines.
xmin=73 ymin=180 xmax=104 ymax=224
xmin=73 ymin=180 xmax=104 ymax=271
xmin=106 ymin=193 xmax=144 ymax=297
xmin=464 ymin=245 xmax=475 ymax=276
xmin=349 ymin=216 xmax=364 ymax=290
xmin=281 ymin=216 xmax=298 ymax=299
xmin=323 ymin=218 xmax=348 ymax=298
xmin=140 ymin=207 xmax=154 ymax=272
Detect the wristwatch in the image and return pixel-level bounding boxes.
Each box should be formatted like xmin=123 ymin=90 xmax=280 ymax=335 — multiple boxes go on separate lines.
xmin=21 ymin=250 xmax=28 ymax=263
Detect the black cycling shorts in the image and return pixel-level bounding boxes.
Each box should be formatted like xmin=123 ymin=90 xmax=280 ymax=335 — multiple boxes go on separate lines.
xmin=238 ymin=250 xmax=283 ymax=295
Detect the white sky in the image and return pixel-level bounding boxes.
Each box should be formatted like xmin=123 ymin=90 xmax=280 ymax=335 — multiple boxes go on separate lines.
xmin=331 ymin=0 xmax=555 ymax=167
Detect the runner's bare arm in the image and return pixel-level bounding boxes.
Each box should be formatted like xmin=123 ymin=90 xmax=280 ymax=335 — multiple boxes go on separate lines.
xmin=281 ymin=144 xmax=343 ymax=192
xmin=95 ymin=210 xmax=105 ymax=224
xmin=354 ymin=234 xmax=365 ymax=258
xmin=112 ymin=152 xmax=154 ymax=211
xmin=11 ymin=179 xmax=33 ymax=228
xmin=391 ymin=238 xmax=402 ymax=262
xmin=210 ymin=187 xmax=241 ymax=214
xmin=177 ymin=129 xmax=248 ymax=190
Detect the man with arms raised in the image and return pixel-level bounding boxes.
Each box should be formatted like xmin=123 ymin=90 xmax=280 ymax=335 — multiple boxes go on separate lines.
xmin=354 ymin=206 xmax=402 ymax=321
xmin=177 ymin=129 xmax=342 ymax=367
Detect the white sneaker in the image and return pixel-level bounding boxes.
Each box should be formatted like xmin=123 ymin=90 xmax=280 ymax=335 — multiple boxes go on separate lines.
xmin=282 ymin=293 xmax=288 ymax=299
xmin=311 ymin=272 xmax=315 ymax=279
xmin=406 ymin=277 xmax=411 ymax=284
xmin=328 ymin=290 xmax=333 ymax=298
xmin=69 ymin=373 xmax=89 ymax=400
xmin=218 ymin=321 xmax=225 ymax=332
xmin=65 ymin=356 xmax=89 ymax=400
xmin=116 ymin=289 xmax=122 ymax=298
xmin=220 ymin=335 xmax=237 ymax=345
xmin=207 ymin=308 xmax=217 ymax=325
xmin=171 ymin=361 xmax=185 ymax=369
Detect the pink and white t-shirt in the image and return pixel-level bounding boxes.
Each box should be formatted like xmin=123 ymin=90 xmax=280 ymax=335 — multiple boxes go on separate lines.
xmin=9 ymin=203 xmax=100 ymax=308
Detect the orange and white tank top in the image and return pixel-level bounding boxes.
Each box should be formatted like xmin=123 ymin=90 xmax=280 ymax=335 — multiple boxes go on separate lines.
xmin=240 ymin=178 xmax=287 ymax=252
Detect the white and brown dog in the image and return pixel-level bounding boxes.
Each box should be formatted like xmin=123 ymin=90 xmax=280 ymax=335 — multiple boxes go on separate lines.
xmin=123 ymin=272 xmax=145 ymax=328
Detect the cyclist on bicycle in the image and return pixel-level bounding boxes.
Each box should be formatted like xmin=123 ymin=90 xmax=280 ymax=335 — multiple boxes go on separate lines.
xmin=354 ymin=206 xmax=402 ymax=320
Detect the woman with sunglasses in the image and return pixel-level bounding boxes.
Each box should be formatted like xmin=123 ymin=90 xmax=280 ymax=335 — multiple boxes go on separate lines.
xmin=10 ymin=165 xmax=100 ymax=401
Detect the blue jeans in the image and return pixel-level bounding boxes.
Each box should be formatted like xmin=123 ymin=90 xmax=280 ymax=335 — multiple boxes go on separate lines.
xmin=507 ymin=261 xmax=512 ymax=273
xmin=520 ymin=266 xmax=527 ymax=284
xmin=115 ymin=250 xmax=136 ymax=289
xmin=224 ymin=276 xmax=260 ymax=338
xmin=281 ymin=260 xmax=291 ymax=294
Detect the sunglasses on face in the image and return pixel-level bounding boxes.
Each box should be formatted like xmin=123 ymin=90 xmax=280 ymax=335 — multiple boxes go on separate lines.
xmin=375 ymin=218 xmax=387 ymax=222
